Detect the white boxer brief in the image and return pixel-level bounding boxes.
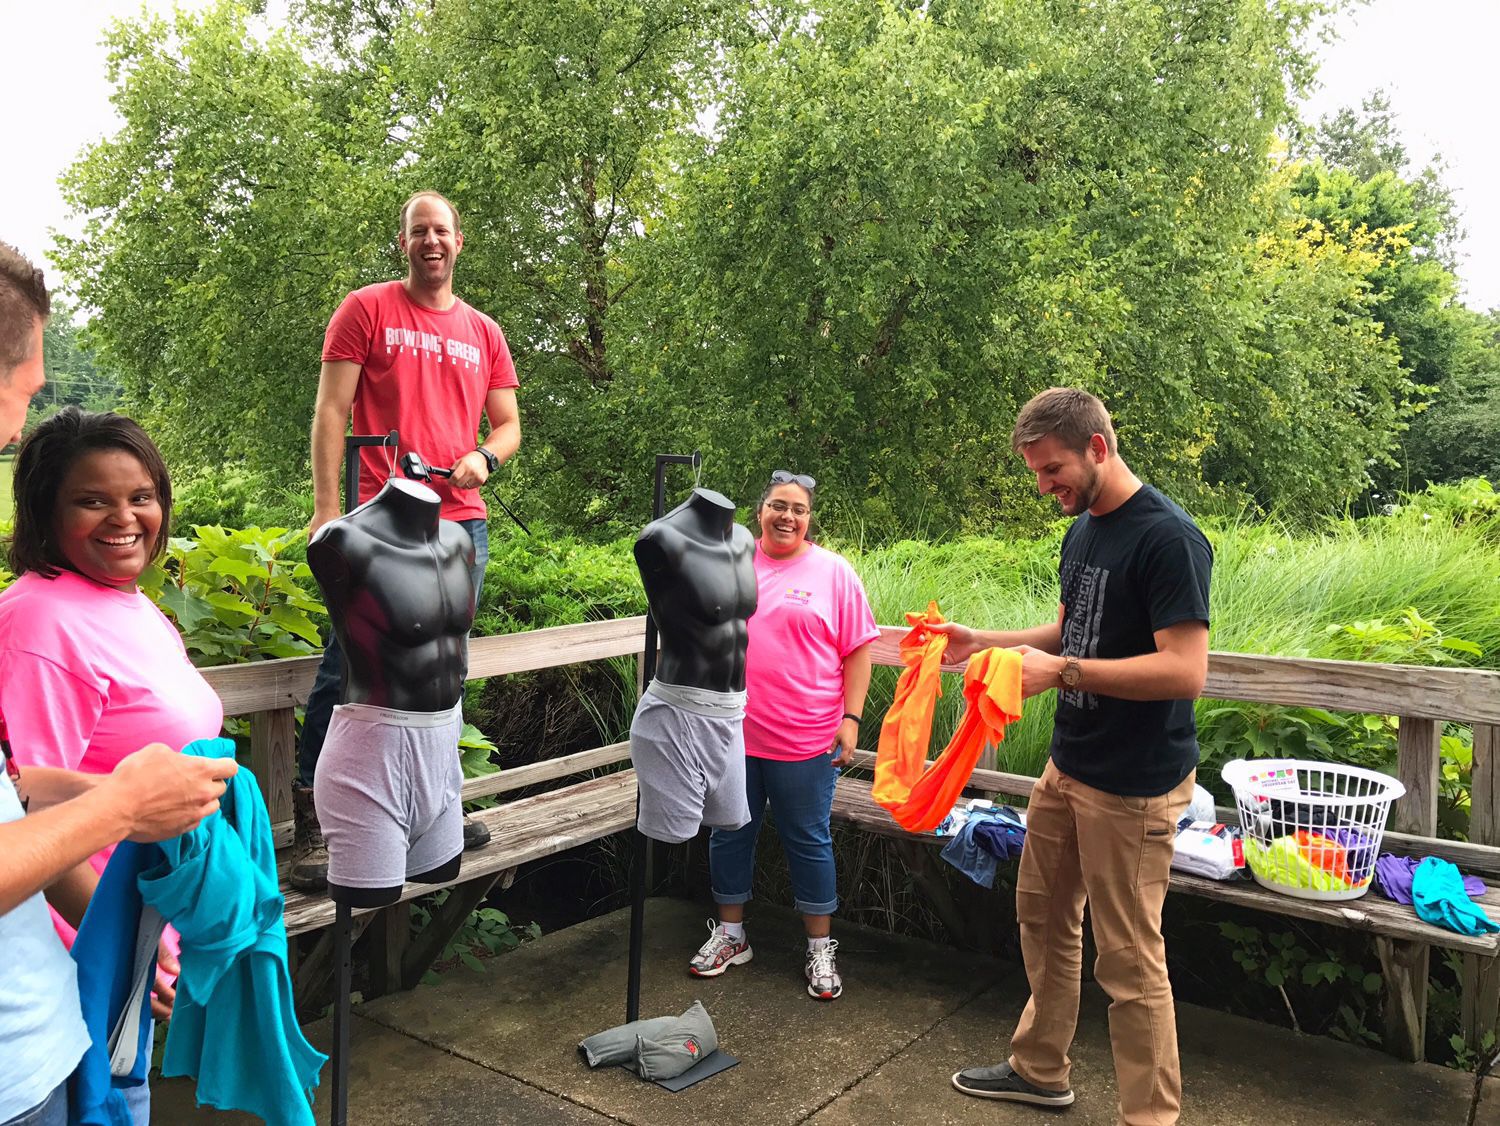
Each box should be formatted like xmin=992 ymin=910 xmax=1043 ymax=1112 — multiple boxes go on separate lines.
xmin=629 ymin=681 xmax=750 ymax=844
xmin=314 ymin=701 xmax=464 ymax=889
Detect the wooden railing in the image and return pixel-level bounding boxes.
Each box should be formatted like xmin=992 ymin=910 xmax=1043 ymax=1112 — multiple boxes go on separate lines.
xmin=199 ymin=615 xmax=1500 ymax=1061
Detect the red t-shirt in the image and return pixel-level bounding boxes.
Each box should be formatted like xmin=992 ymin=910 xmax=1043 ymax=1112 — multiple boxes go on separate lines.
xmin=322 ymin=280 xmax=519 ymax=521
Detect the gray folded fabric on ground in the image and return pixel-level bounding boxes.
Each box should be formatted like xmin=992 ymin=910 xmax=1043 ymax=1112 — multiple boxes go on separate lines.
xmin=578 ymin=1000 xmax=718 ymax=1080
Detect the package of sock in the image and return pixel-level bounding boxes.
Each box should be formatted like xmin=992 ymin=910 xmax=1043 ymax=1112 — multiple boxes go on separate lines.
xmin=1171 ymin=820 xmax=1245 ymax=880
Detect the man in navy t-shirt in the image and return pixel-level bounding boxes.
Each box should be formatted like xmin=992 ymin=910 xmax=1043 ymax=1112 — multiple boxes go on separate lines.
xmin=937 ymin=388 xmax=1212 ymax=1125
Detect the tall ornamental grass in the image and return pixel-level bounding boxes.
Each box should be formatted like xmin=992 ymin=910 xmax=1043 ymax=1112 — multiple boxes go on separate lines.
xmin=830 ymin=496 xmax=1500 ymax=784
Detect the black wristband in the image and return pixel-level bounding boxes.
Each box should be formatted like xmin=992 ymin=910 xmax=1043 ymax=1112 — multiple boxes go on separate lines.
xmin=842 ymin=712 xmax=862 ymax=726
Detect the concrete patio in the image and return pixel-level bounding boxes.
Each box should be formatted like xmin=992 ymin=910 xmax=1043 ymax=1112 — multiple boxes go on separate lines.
xmin=155 ymin=897 xmax=1494 ymax=1125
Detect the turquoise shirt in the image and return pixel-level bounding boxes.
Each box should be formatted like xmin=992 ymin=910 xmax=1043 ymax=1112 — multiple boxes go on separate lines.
xmin=0 ymin=771 xmax=91 ymax=1121
xmin=147 ymin=739 xmax=326 ymax=1125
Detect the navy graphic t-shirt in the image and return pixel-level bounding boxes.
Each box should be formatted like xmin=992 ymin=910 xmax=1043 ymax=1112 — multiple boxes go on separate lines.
xmin=1050 ymin=485 xmax=1212 ymax=797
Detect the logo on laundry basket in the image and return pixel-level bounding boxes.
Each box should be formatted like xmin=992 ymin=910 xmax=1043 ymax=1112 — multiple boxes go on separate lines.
xmin=783 ymin=587 xmax=813 ymax=605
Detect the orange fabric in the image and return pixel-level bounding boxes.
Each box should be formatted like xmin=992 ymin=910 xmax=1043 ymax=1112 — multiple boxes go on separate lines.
xmin=1293 ymin=830 xmax=1351 ymax=882
xmin=873 ymin=602 xmax=1024 ymax=832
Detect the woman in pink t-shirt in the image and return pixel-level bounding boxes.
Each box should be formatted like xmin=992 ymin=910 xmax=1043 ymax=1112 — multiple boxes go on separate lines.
xmin=688 ymin=471 xmax=879 ymax=1001
xmin=0 ymin=409 xmax=224 ymax=1038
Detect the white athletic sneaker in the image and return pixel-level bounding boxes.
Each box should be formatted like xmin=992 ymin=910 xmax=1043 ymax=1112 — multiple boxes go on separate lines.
xmin=688 ymin=919 xmax=753 ymax=977
xmin=805 ymin=939 xmax=842 ymax=1000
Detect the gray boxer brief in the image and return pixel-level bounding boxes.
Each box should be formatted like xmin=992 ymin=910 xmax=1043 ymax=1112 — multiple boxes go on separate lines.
xmin=629 ymin=682 xmax=751 ymax=844
xmin=314 ymin=701 xmax=464 ymax=889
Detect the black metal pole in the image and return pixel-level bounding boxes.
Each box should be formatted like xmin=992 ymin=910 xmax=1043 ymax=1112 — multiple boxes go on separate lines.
xmin=332 ymin=899 xmax=352 ymax=1125
xmin=626 ymin=451 xmax=701 ymax=1022
xmin=342 ymin=431 xmax=400 ymax=514
xmin=325 ymin=434 xmax=392 ymax=1121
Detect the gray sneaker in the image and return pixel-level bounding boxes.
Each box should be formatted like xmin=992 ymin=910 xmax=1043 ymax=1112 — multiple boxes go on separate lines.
xmin=805 ymin=939 xmax=842 ymax=1000
xmin=462 ymin=813 xmax=491 ymax=850
xmin=951 ymin=1061 xmax=1075 ymax=1107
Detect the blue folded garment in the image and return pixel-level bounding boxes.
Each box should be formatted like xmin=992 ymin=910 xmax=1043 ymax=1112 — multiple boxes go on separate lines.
xmin=1411 ymin=857 xmax=1500 ymax=937
xmin=939 ymin=808 xmax=1026 ymax=888
xmin=972 ymin=815 xmax=1026 ymax=862
xmin=941 ymin=821 xmax=998 ymax=888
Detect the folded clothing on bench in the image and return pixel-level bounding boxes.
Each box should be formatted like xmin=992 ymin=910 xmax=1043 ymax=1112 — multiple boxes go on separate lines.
xmin=1374 ymin=854 xmax=1487 ymax=905
xmin=940 ymin=807 xmax=1027 ymax=888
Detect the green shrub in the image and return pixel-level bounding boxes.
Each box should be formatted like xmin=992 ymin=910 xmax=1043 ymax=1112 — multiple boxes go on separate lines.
xmin=142 ymin=526 xmax=325 ymax=665
xmin=475 ymin=530 xmax=645 ymax=635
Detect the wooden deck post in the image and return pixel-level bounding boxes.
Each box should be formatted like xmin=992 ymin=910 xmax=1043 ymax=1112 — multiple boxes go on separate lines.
xmin=366 ymin=903 xmax=412 ymax=1000
xmin=1462 ymin=723 xmax=1500 ymax=1054
xmin=1379 ymin=715 xmax=1442 ymax=1061
xmin=250 ymin=704 xmax=297 ymax=825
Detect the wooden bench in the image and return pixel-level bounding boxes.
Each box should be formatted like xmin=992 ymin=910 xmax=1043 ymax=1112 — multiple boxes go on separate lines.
xmin=830 ymin=761 xmax=1500 ymax=956
xmin=198 ymin=615 xmax=1500 ymax=1061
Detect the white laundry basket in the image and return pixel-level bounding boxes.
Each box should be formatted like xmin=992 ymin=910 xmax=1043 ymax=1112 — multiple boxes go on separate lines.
xmin=1220 ymin=759 xmax=1406 ymax=902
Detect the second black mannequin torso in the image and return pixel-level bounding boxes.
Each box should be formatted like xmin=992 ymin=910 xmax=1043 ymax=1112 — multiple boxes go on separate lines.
xmin=633 ymin=488 xmax=757 ymax=693
xmin=308 ymin=478 xmax=475 ymax=712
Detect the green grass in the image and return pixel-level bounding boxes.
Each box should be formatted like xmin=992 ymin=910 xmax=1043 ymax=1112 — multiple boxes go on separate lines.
xmin=0 ymin=453 xmax=12 ymax=523
xmin=828 ymin=501 xmax=1500 ymax=783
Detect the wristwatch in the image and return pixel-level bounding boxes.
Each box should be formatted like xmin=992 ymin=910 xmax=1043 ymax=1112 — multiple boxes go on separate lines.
xmin=1059 ymin=656 xmax=1083 ymax=690
xmin=474 ymin=446 xmax=499 ymax=474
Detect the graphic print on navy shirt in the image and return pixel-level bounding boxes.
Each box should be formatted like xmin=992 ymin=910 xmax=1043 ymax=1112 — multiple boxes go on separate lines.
xmin=1058 ymin=557 xmax=1108 ymax=712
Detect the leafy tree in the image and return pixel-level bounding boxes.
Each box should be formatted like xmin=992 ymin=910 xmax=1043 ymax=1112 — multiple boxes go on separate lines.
xmin=1200 ymin=168 xmax=1409 ymax=517
xmin=1301 ymin=89 xmax=1463 ymax=269
xmin=1396 ymin=312 xmax=1500 ymax=488
xmin=54 ymin=2 xmax=402 ymax=479
xmin=54 ymin=0 xmax=1435 ymax=538
xmin=650 ymin=0 xmax=1364 ymax=532
xmin=32 ymin=301 xmax=121 ymax=423
xmin=1292 ymin=89 xmax=1485 ymax=493
xmin=392 ymin=0 xmax=744 ymax=532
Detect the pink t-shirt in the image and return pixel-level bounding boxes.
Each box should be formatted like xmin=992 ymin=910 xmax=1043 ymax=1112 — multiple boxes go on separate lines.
xmin=0 ymin=570 xmax=225 ymax=947
xmin=323 ymin=280 xmax=520 ymax=522
xmin=744 ymin=543 xmax=880 ymax=761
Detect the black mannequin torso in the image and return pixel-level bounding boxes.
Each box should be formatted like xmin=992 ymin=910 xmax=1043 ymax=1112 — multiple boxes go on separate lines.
xmin=308 ymin=479 xmax=475 ymax=712
xmin=634 ymin=488 xmax=757 ymax=693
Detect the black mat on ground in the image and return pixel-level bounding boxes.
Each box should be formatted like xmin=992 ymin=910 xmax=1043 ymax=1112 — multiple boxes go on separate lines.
xmin=653 ymin=1050 xmax=739 ymax=1091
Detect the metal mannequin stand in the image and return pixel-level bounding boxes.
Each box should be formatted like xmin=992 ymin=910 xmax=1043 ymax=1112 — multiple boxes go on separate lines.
xmin=626 ymin=451 xmax=701 ymax=1022
xmin=327 ymin=430 xmax=397 ymax=1126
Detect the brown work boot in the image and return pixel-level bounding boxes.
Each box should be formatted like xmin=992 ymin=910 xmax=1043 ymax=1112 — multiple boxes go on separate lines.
xmin=289 ymin=783 xmax=329 ymax=892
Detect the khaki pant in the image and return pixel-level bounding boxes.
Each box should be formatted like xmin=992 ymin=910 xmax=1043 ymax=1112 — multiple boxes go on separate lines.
xmin=1008 ymin=759 xmax=1196 ymax=1126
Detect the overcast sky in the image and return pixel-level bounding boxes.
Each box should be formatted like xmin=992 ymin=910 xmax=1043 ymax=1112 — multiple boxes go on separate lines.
xmin=3 ymin=0 xmax=1497 ymax=311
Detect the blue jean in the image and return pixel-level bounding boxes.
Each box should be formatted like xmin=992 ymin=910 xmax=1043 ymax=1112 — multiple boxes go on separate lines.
xmin=709 ymin=752 xmax=839 ymax=916
xmin=297 ymin=517 xmax=488 ymax=788
xmin=3 ymin=1080 xmax=148 ymax=1126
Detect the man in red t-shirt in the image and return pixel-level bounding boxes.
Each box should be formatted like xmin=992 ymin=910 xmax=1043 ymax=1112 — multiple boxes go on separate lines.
xmin=290 ymin=191 xmax=521 ymax=891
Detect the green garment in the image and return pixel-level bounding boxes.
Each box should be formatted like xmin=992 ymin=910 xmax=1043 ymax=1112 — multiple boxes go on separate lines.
xmin=1245 ymin=836 xmax=1359 ymax=893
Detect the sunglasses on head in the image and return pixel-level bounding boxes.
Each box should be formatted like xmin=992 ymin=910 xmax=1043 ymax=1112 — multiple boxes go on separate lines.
xmin=770 ymin=469 xmax=816 ymax=489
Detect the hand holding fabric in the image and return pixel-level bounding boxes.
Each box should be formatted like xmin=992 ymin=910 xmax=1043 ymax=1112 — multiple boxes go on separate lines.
xmin=1011 ymin=644 xmax=1066 ymax=699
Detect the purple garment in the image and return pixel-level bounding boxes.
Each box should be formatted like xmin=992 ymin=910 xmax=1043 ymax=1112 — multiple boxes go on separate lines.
xmin=1375 ymin=854 xmax=1487 ymax=905
xmin=1322 ymin=828 xmax=1376 ymax=883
